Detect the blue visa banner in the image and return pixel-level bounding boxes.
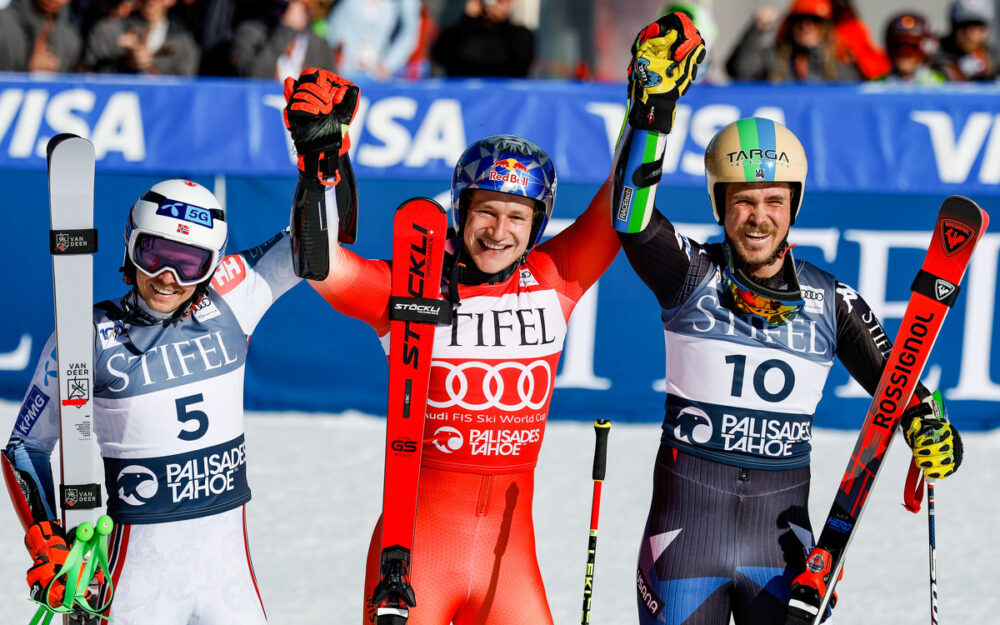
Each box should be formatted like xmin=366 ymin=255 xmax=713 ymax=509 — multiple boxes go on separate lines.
xmin=0 ymin=75 xmax=998 ymax=431
xmin=1 ymin=75 xmax=999 ymax=194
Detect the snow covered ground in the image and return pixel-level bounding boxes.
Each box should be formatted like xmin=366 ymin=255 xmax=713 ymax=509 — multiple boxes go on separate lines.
xmin=1 ymin=401 xmax=997 ymax=624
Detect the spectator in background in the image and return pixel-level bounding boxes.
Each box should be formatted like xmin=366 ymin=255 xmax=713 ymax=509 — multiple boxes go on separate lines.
xmin=934 ymin=0 xmax=999 ymax=80
xmin=726 ymin=0 xmax=863 ymax=82
xmin=662 ymin=1 xmax=719 ymax=83
xmin=829 ymin=0 xmax=890 ymax=79
xmin=231 ymin=0 xmax=335 ymax=80
xmin=324 ymin=0 xmax=420 ymax=80
xmin=0 ymin=0 xmax=82 ymax=72
xmin=84 ymin=0 xmax=200 ymax=74
xmin=430 ymin=0 xmax=534 ymax=77
xmin=399 ymin=1 xmax=437 ymax=80
xmin=882 ymin=12 xmax=944 ymax=84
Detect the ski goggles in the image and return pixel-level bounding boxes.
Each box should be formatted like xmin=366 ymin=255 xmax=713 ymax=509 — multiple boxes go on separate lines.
xmin=722 ymin=254 xmax=803 ymax=327
xmin=128 ymin=232 xmax=217 ymax=286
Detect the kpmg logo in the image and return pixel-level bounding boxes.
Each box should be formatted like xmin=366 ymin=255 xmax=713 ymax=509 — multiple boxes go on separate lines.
xmin=14 ymin=385 xmax=49 ymax=436
xmin=117 ymin=465 xmax=159 ymax=506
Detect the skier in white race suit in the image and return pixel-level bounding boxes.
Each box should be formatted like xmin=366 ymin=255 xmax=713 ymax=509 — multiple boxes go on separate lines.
xmin=2 ymin=174 xmax=353 ymax=623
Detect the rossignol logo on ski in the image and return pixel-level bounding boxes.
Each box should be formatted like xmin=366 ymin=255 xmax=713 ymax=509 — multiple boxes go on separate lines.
xmin=871 ymin=310 xmax=935 ymax=429
xmin=934 ymin=279 xmax=956 ymax=302
xmin=940 ymin=219 xmax=974 ymax=256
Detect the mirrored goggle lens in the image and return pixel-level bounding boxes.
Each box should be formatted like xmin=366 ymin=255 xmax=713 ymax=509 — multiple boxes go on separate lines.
xmin=725 ymin=279 xmax=801 ymax=326
xmin=132 ymin=234 xmax=214 ymax=284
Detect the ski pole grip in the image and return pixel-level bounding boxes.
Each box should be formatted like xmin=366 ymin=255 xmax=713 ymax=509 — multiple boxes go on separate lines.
xmin=592 ymin=419 xmax=611 ymax=481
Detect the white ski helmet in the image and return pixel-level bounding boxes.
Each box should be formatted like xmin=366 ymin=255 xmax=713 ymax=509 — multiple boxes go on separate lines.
xmin=124 ymin=179 xmax=227 ymax=286
xmin=705 ymin=117 xmax=808 ymax=225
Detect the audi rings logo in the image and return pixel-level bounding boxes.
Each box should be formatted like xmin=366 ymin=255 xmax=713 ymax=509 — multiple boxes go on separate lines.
xmin=431 ymin=426 xmax=464 ymax=453
xmin=427 ymin=360 xmax=552 ymax=411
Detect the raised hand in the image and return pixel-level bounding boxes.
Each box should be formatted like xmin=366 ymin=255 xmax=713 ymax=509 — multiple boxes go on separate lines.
xmin=283 ymin=68 xmax=360 ymax=185
xmin=627 ymin=12 xmax=707 ymax=134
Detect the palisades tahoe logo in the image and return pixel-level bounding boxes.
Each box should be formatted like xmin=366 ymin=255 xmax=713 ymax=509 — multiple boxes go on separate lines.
xmin=116 ymin=442 xmax=246 ymax=506
xmin=469 ymin=428 xmax=541 ymax=456
xmin=165 ymin=443 xmax=246 ymax=502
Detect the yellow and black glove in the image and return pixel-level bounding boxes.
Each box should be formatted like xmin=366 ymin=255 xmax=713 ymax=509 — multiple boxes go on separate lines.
xmin=627 ymin=12 xmax=706 ymax=134
xmin=902 ymin=391 xmax=963 ymax=480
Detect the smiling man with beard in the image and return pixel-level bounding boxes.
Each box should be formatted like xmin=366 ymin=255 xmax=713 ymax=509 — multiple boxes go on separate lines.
xmin=613 ymin=16 xmax=966 ymax=623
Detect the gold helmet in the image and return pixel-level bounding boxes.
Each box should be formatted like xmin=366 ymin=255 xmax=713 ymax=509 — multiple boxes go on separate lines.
xmin=705 ymin=117 xmax=808 ymax=225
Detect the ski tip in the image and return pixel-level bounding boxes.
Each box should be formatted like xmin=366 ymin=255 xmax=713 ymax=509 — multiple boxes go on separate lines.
xmin=395 ymin=197 xmax=447 ymax=215
xmin=46 ymin=133 xmax=95 ymax=162
xmin=940 ymin=195 xmax=985 ymax=230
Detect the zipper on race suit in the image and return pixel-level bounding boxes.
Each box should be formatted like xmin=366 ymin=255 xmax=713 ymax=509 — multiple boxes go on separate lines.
xmin=476 ymin=476 xmax=494 ymax=516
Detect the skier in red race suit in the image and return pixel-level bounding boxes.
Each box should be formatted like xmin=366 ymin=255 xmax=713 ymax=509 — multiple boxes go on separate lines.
xmin=277 ymin=21 xmax=699 ymax=620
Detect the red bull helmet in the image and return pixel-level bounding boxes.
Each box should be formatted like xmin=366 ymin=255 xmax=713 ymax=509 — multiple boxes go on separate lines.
xmin=451 ymin=134 xmax=557 ymax=250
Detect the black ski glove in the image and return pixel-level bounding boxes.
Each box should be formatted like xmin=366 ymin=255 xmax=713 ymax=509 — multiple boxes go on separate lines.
xmin=283 ymin=68 xmax=360 ymax=186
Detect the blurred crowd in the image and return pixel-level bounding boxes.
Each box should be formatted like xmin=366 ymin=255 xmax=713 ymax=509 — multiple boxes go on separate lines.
xmin=0 ymin=0 xmax=534 ymax=80
xmin=0 ymin=0 xmax=997 ymax=84
xmin=724 ymin=0 xmax=998 ymax=84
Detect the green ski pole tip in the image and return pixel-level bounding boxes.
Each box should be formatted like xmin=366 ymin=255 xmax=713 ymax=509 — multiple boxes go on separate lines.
xmin=75 ymin=522 xmax=94 ymax=543
xmin=95 ymin=516 xmax=113 ymax=536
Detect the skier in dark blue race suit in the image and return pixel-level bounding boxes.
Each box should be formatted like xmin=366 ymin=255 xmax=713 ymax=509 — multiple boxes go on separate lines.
xmin=610 ymin=14 xmax=965 ymax=625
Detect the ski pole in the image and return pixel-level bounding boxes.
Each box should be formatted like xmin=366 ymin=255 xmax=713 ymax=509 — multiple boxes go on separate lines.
xmin=581 ymin=419 xmax=611 ymax=625
xmin=925 ymin=389 xmax=946 ymax=625
xmin=927 ymin=480 xmax=938 ymax=625
xmin=30 ymin=515 xmax=114 ymax=625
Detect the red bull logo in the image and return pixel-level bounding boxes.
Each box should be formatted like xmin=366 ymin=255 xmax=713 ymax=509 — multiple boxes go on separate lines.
xmin=489 ymin=157 xmax=531 ymax=186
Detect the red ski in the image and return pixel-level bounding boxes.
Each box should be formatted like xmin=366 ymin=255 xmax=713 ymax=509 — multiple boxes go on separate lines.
xmin=370 ymin=198 xmax=450 ymax=625
xmin=786 ymin=196 xmax=989 ymax=625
